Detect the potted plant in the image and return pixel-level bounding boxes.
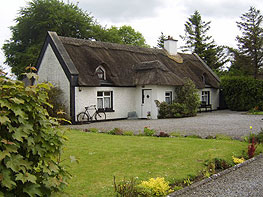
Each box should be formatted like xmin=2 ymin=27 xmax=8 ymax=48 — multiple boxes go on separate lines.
xmin=147 ymin=111 xmax=151 ymax=120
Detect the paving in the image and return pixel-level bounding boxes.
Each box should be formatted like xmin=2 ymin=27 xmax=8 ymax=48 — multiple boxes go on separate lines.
xmin=69 ymin=110 xmax=263 ymax=138
xmin=169 ymin=154 xmax=263 ymax=197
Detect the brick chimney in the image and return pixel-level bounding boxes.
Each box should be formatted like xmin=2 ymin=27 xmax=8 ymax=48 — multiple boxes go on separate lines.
xmin=164 ymin=36 xmax=178 ymax=56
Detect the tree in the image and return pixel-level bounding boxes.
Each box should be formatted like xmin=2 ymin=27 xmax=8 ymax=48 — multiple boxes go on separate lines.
xmin=156 ymin=32 xmax=168 ymax=48
xmin=236 ymin=6 xmax=263 ymax=79
xmin=3 ymin=0 xmax=149 ymax=79
xmin=2 ymin=0 xmax=98 ymax=79
xmin=180 ymin=10 xmax=227 ymax=70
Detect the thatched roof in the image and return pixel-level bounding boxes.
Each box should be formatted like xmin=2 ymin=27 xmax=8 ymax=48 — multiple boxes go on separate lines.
xmin=53 ymin=33 xmax=220 ymax=88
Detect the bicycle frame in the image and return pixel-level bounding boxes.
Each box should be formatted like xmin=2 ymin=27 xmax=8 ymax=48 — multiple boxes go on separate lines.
xmin=84 ymin=105 xmax=98 ymax=121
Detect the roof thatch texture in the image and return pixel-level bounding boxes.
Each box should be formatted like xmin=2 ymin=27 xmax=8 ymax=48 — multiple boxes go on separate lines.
xmin=58 ymin=36 xmax=220 ymax=88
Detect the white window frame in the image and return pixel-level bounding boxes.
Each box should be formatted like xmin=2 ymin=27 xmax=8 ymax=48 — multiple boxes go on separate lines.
xmin=201 ymin=91 xmax=210 ymax=105
xmin=97 ymin=91 xmax=112 ymax=110
xmin=165 ymin=91 xmax=173 ymax=104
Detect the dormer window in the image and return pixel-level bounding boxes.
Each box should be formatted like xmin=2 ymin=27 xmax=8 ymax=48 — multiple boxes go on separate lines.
xmin=95 ymin=66 xmax=106 ymax=80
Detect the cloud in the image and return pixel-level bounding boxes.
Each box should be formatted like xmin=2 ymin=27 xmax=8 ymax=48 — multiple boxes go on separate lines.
xmin=178 ymin=0 xmax=252 ymax=18
xmin=78 ymin=0 xmax=163 ymax=22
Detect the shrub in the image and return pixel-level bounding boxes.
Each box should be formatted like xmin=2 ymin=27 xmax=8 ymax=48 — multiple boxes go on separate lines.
xmin=221 ymin=76 xmax=263 ymax=111
xmin=143 ymin=127 xmax=156 ymax=136
xmin=232 ymin=156 xmax=245 ymax=164
xmin=108 ymin=128 xmax=124 ymax=135
xmin=0 ymin=70 xmax=70 ymax=196
xmin=138 ymin=177 xmax=173 ymax=196
xmin=248 ymin=137 xmax=257 ymax=159
xmin=157 ymin=79 xmax=200 ymax=118
xmin=45 ymin=86 xmax=69 ymax=122
xmin=113 ymin=176 xmax=139 ymax=197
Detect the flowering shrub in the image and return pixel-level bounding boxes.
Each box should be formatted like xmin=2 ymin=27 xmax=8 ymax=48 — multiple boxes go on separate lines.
xmin=232 ymin=156 xmax=245 ymax=164
xmin=138 ymin=177 xmax=173 ymax=196
xmin=248 ymin=137 xmax=257 ymax=158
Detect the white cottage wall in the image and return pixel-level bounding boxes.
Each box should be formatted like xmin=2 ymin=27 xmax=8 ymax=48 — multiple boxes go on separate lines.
xmin=37 ymin=44 xmax=70 ymax=115
xmin=75 ymin=87 xmax=136 ymax=120
xmin=199 ymin=88 xmax=219 ymax=110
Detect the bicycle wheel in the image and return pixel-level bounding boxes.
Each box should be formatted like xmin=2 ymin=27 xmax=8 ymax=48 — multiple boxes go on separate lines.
xmin=77 ymin=112 xmax=89 ymax=122
xmin=95 ymin=111 xmax=106 ymax=121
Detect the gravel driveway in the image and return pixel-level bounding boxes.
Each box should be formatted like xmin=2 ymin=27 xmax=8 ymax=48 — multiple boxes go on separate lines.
xmin=69 ymin=110 xmax=263 ymax=138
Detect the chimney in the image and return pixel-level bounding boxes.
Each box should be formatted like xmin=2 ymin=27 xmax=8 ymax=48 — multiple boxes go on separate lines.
xmin=164 ymin=36 xmax=178 ymax=56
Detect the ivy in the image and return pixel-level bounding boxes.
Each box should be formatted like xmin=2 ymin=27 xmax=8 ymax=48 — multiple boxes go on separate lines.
xmin=0 ymin=71 xmax=70 ymax=196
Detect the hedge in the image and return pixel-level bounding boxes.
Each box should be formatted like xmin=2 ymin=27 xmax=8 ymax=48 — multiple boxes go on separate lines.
xmin=221 ymin=76 xmax=263 ymax=111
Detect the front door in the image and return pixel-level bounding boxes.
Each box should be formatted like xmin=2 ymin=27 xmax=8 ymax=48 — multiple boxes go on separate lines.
xmin=142 ymin=89 xmax=152 ymax=118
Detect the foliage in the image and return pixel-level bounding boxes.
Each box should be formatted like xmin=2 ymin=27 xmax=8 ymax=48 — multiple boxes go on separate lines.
xmin=220 ymin=76 xmax=263 ymax=110
xmin=0 ymin=71 xmax=69 ymax=196
xmin=232 ymin=156 xmax=245 ymax=164
xmin=45 ymin=86 xmax=69 ymax=122
xmin=248 ymin=137 xmax=257 ymax=158
xmin=108 ymin=128 xmax=124 ymax=135
xmin=215 ymin=134 xmax=232 ymax=140
xmin=143 ymin=127 xmax=156 ymax=136
xmin=2 ymin=0 xmax=96 ymax=79
xmin=203 ymin=158 xmax=232 ymax=177
xmin=157 ymin=79 xmax=200 ymax=118
xmin=3 ymin=0 xmax=148 ymax=79
xmin=138 ymin=177 xmax=173 ymax=196
xmin=236 ymin=6 xmax=263 ymax=79
xmin=113 ymin=176 xmax=139 ymax=197
xmin=156 ymin=32 xmax=168 ymax=48
xmin=170 ymin=132 xmax=182 ymax=137
xmin=180 ymin=10 xmax=227 ymax=70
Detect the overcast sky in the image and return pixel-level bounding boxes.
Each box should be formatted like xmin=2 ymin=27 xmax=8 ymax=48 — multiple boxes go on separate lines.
xmin=1 ymin=0 xmax=263 ymax=74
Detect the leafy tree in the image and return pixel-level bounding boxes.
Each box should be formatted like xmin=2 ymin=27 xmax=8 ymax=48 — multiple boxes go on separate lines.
xmin=156 ymin=32 xmax=168 ymax=48
xmin=0 ymin=69 xmax=70 ymax=196
xmin=180 ymin=10 xmax=227 ymax=70
xmin=2 ymin=0 xmax=98 ymax=79
xmin=236 ymin=6 xmax=263 ymax=79
xmin=3 ymin=0 xmax=149 ymax=79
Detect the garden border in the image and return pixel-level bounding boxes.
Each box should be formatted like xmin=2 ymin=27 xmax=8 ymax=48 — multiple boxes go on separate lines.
xmin=167 ymin=153 xmax=263 ymax=197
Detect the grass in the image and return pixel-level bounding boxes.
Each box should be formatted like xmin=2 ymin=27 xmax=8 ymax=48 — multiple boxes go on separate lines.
xmin=58 ymin=129 xmax=254 ymax=196
xmin=248 ymin=111 xmax=263 ymax=115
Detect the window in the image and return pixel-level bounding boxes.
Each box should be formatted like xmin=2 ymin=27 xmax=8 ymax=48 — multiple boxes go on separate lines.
xmin=201 ymin=91 xmax=210 ymax=105
xmin=95 ymin=66 xmax=106 ymax=80
xmin=165 ymin=91 xmax=172 ymax=104
xmin=97 ymin=91 xmax=113 ymax=111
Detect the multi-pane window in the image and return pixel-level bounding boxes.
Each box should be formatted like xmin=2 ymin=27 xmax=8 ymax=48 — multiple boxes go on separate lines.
xmin=97 ymin=91 xmax=112 ymax=109
xmin=201 ymin=91 xmax=210 ymax=105
xmin=165 ymin=91 xmax=172 ymax=104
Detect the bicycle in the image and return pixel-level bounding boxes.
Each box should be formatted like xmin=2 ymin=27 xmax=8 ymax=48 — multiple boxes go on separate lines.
xmin=77 ymin=105 xmax=106 ymax=123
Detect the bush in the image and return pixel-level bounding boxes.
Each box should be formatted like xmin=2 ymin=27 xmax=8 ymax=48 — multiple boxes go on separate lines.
xmin=0 ymin=71 xmax=69 ymax=196
xmin=221 ymin=76 xmax=263 ymax=111
xmin=113 ymin=176 xmax=139 ymax=197
xmin=143 ymin=127 xmax=156 ymax=136
xmin=123 ymin=131 xmax=134 ymax=136
xmin=158 ymin=131 xmax=170 ymax=137
xmin=157 ymin=79 xmax=200 ymax=118
xmin=138 ymin=177 xmax=173 ymax=196
xmin=45 ymin=86 xmax=69 ymax=122
xmin=108 ymin=128 xmax=124 ymax=135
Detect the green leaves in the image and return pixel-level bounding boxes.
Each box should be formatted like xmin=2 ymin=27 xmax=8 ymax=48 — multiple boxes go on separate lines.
xmin=0 ymin=73 xmax=69 ymax=195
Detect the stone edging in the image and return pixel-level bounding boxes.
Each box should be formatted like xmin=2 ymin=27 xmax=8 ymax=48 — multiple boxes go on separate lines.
xmin=167 ymin=154 xmax=263 ymax=197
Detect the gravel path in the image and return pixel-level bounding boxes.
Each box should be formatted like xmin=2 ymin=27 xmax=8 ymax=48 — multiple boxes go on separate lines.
xmin=170 ymin=154 xmax=263 ymax=197
xmin=69 ymin=110 xmax=263 ymax=138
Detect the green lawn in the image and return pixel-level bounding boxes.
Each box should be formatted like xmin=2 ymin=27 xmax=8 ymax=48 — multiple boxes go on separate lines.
xmin=59 ymin=129 xmax=250 ymax=196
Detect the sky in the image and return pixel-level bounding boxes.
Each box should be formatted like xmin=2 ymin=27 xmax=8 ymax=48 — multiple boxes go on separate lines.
xmin=0 ymin=0 xmax=263 ymax=74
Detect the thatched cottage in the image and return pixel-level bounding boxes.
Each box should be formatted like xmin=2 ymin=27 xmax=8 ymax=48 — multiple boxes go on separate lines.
xmin=36 ymin=32 xmax=220 ymax=123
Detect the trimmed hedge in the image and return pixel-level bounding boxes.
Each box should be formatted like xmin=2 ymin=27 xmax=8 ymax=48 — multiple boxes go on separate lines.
xmin=221 ymin=76 xmax=263 ymax=111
